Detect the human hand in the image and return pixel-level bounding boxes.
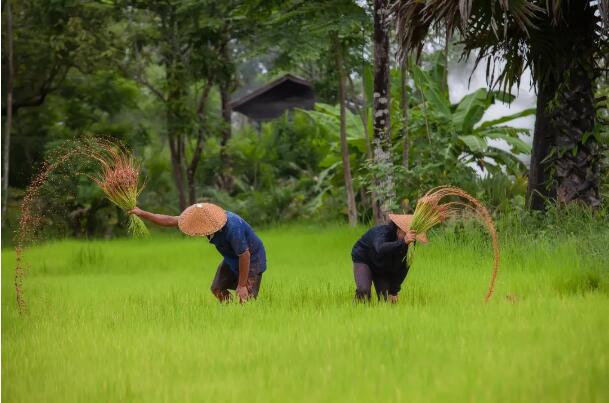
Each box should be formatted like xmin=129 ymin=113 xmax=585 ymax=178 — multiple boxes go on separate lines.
xmin=129 ymin=207 xmax=143 ymax=217
xmin=388 ymin=294 xmax=398 ymax=304
xmin=236 ymin=285 xmax=250 ymax=303
xmin=404 ymin=230 xmax=417 ymax=245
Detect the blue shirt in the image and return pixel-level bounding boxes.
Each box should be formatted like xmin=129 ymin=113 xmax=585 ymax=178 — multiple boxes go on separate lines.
xmin=209 ymin=211 xmax=266 ymax=274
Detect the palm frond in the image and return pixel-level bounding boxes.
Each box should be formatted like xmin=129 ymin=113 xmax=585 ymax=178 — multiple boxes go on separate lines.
xmin=393 ymin=0 xmax=607 ymax=92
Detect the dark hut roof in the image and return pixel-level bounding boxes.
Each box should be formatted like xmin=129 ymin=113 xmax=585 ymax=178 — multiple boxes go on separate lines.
xmin=229 ymin=74 xmax=315 ymax=122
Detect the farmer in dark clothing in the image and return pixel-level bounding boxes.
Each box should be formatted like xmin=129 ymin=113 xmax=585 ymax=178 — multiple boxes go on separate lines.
xmin=129 ymin=203 xmax=266 ymax=303
xmin=351 ymin=214 xmax=427 ymax=303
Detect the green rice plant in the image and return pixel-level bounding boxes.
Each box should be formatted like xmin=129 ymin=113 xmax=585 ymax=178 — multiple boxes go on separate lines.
xmin=3 ymin=224 xmax=608 ymax=403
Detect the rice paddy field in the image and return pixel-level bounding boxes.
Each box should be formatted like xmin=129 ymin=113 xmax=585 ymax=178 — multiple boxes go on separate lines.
xmin=2 ymin=223 xmax=609 ymax=402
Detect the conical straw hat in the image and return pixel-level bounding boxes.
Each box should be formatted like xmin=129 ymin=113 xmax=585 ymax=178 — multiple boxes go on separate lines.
xmin=178 ymin=203 xmax=227 ymax=236
xmin=387 ymin=213 xmax=429 ymax=243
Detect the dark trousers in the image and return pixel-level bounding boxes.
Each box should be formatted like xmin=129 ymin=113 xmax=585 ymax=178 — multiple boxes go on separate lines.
xmin=210 ymin=261 xmax=263 ymax=302
xmin=353 ymin=262 xmax=394 ymax=301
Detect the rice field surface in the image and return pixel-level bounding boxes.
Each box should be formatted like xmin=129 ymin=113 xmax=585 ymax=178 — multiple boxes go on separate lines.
xmin=2 ymin=224 xmax=609 ymax=402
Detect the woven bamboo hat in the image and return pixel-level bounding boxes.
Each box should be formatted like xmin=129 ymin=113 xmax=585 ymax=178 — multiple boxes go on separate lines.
xmin=387 ymin=213 xmax=429 ymax=243
xmin=178 ymin=203 xmax=227 ymax=237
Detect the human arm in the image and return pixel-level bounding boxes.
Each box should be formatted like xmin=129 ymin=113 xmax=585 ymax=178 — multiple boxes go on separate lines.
xmin=373 ymin=228 xmax=418 ymax=254
xmin=236 ymin=249 xmax=251 ymax=302
xmin=373 ymin=238 xmax=405 ymax=255
xmin=129 ymin=207 xmax=179 ymax=227
xmin=226 ymin=221 xmax=251 ymax=302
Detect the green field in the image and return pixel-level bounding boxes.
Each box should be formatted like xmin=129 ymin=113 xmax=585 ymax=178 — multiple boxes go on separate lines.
xmin=2 ymin=224 xmax=609 ymax=403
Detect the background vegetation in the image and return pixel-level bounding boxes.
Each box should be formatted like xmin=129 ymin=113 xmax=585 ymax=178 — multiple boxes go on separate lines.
xmin=3 ymin=0 xmax=608 ymax=243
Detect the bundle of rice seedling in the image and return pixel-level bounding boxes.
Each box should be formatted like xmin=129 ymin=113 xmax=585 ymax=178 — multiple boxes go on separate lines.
xmin=408 ymin=186 xmax=499 ymax=302
xmin=90 ymin=145 xmax=148 ymax=237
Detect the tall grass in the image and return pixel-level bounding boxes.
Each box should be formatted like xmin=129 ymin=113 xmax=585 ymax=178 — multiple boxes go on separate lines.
xmin=2 ymin=223 xmax=608 ymax=403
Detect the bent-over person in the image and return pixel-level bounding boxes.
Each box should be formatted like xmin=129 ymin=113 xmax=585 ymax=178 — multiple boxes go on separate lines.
xmin=351 ymin=214 xmax=427 ymax=303
xmin=130 ymin=203 xmax=266 ymax=303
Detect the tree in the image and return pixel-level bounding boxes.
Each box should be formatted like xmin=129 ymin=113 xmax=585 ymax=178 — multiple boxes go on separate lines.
xmin=2 ymin=0 xmax=14 ymax=221
xmin=400 ymin=55 xmax=409 ymax=169
xmin=267 ymin=0 xmax=369 ymax=225
xmin=394 ymin=0 xmax=609 ymax=209
xmin=333 ymin=34 xmax=358 ymax=225
xmin=371 ymin=0 xmax=394 ymax=223
xmin=1 ymin=0 xmax=118 ymax=216
xmin=122 ymin=1 xmax=255 ymax=209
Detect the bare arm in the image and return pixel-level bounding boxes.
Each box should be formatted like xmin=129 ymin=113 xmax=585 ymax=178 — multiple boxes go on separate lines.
xmin=129 ymin=207 xmax=179 ymax=227
xmin=236 ymin=249 xmax=251 ymax=302
xmin=238 ymin=249 xmax=250 ymax=288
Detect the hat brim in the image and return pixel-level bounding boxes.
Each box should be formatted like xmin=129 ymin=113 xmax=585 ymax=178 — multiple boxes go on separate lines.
xmin=178 ymin=203 xmax=227 ymax=236
xmin=387 ymin=213 xmax=429 ymax=243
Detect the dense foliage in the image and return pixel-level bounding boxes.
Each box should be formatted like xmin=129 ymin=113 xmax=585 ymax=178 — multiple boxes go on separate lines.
xmin=2 ymin=0 xmax=608 ymax=241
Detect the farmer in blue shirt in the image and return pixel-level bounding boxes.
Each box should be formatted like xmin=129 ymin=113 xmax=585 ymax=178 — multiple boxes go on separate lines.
xmin=130 ymin=203 xmax=266 ymax=303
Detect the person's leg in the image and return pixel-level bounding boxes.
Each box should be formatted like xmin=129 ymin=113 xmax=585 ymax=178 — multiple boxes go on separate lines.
xmin=246 ymin=272 xmax=263 ymax=299
xmin=372 ymin=274 xmax=391 ymax=301
xmin=353 ymin=262 xmax=373 ymax=301
xmin=210 ymin=261 xmax=237 ymax=302
xmin=240 ymin=261 xmax=264 ymax=300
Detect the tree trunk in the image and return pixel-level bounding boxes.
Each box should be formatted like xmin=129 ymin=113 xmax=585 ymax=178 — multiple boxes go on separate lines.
xmin=372 ymin=0 xmax=394 ymax=224
xmin=168 ymin=135 xmax=187 ymax=211
xmin=165 ymin=58 xmax=188 ymax=211
xmin=551 ymin=67 xmax=599 ymax=207
xmin=334 ymin=35 xmax=358 ymax=226
xmin=527 ymin=7 xmax=600 ymax=209
xmin=216 ymin=84 xmax=234 ymax=191
xmin=220 ymin=84 xmax=232 ymax=148
xmin=187 ymin=83 xmax=212 ymax=205
xmin=350 ymin=74 xmax=378 ymax=220
xmin=216 ymin=30 xmax=234 ymax=192
xmin=186 ymin=144 xmax=200 ymax=205
xmin=400 ymin=56 xmax=409 ymax=169
xmin=186 ymin=128 xmax=204 ymax=205
xmin=2 ymin=0 xmax=14 ymax=222
xmin=526 ymin=80 xmax=558 ymax=210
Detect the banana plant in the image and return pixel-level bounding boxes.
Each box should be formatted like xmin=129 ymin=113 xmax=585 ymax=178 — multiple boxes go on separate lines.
xmin=409 ymin=53 xmax=535 ymax=176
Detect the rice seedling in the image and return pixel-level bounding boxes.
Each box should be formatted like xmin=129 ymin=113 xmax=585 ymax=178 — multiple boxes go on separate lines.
xmin=408 ymin=186 xmax=500 ymax=302
xmin=3 ymin=225 xmax=608 ymax=403
xmin=89 ymin=144 xmax=148 ymax=237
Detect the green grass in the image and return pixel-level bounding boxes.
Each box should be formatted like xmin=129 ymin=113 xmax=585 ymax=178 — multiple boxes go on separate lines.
xmin=2 ymin=224 xmax=609 ymax=403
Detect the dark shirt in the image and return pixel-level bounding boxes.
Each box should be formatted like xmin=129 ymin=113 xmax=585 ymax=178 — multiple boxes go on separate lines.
xmin=351 ymin=223 xmax=409 ymax=294
xmin=209 ymin=211 xmax=266 ymax=275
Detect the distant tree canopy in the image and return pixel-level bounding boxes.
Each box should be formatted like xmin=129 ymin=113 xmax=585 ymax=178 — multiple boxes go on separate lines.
xmin=1 ymin=0 xmax=608 ymax=239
